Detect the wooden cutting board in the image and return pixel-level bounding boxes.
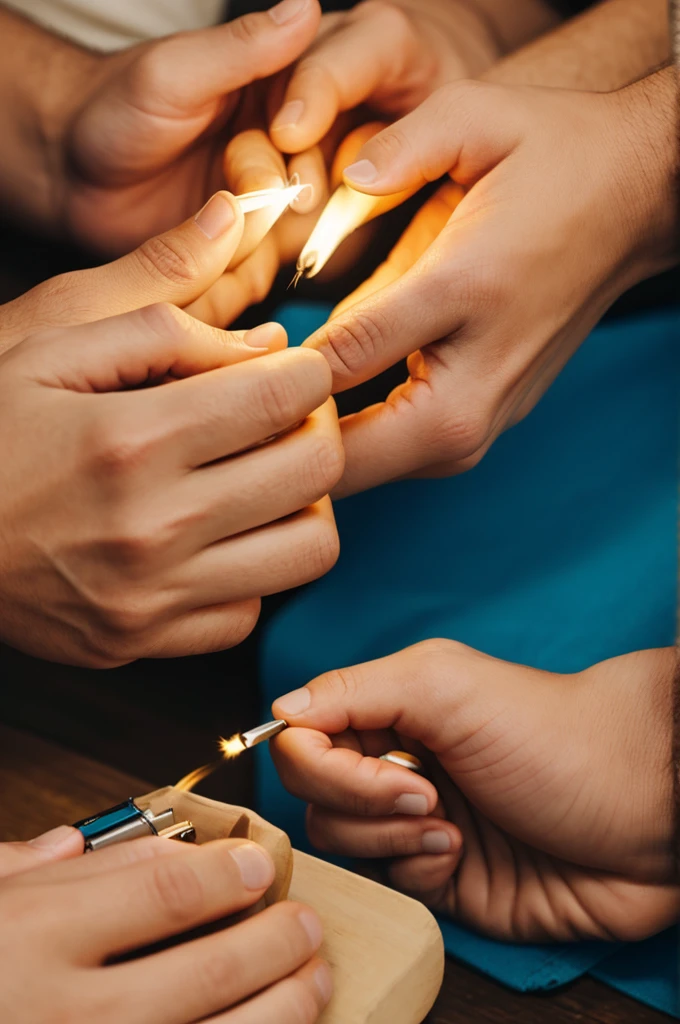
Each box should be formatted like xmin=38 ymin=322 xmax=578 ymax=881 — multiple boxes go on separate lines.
xmin=140 ymin=787 xmax=444 ymax=1024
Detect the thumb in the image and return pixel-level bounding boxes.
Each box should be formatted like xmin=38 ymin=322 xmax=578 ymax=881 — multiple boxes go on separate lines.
xmin=0 ymin=826 xmax=84 ymax=880
xmin=80 ymin=191 xmax=246 ymax=318
xmin=342 ymin=81 xmax=524 ymax=196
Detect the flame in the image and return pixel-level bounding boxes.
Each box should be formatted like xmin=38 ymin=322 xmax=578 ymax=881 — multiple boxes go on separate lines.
xmin=220 ymin=734 xmax=246 ymax=759
xmin=296 ymin=181 xmax=417 ymax=281
xmin=175 ymin=734 xmax=246 ymax=792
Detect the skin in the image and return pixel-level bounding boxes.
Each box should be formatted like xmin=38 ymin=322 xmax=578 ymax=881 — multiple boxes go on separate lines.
xmin=0 ymin=195 xmax=344 ymax=667
xmin=271 ymin=640 xmax=680 ymax=943
xmin=0 ymin=829 xmax=331 ymax=1023
xmin=300 ymin=69 xmax=678 ymax=496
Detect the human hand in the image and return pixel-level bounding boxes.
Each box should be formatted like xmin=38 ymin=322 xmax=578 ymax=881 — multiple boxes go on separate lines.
xmin=0 ymin=835 xmax=330 ymax=1023
xmin=268 ymin=0 xmax=505 ymax=156
xmin=0 ymin=190 xmax=252 ymax=349
xmin=0 ymin=826 xmax=84 ymax=879
xmin=42 ymin=0 xmax=321 ymax=254
xmin=0 ymin=300 xmax=342 ymax=666
xmin=302 ymin=71 xmax=678 ymax=496
xmin=272 ymin=641 xmax=680 ymax=942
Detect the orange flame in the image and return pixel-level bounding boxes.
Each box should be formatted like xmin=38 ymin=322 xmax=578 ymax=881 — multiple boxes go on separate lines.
xmin=175 ymin=734 xmax=247 ymax=793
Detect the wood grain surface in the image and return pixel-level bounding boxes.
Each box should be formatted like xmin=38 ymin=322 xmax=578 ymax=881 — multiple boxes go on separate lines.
xmin=0 ymin=722 xmax=672 ymax=1023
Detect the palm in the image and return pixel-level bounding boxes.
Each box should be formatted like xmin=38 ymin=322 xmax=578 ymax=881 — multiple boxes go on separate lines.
xmin=419 ymin=779 xmax=680 ymax=943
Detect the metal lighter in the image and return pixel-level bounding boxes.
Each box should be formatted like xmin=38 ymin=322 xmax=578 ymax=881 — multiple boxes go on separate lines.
xmin=73 ymin=797 xmax=195 ymax=852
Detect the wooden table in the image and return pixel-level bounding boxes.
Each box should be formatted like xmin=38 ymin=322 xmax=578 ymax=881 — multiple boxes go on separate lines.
xmin=0 ymin=722 xmax=672 ymax=1024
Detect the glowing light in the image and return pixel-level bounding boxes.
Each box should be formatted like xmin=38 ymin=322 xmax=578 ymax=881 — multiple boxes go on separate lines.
xmin=235 ymin=182 xmax=305 ymax=215
xmin=296 ymin=184 xmax=380 ymax=280
xmin=220 ymin=734 xmax=246 ymax=759
xmin=175 ymin=734 xmax=246 ymax=792
xmin=175 ymin=761 xmax=220 ymax=792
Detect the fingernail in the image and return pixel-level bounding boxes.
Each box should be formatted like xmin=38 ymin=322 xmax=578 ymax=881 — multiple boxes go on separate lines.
xmin=244 ymin=323 xmax=283 ymax=349
xmin=344 ymin=160 xmax=378 ymax=186
xmin=314 ymin=961 xmax=333 ymax=1004
xmin=276 ymin=687 xmax=311 ymax=716
xmin=230 ymin=843 xmax=275 ymax=890
xmin=299 ymin=907 xmax=324 ymax=948
xmin=29 ymin=825 xmax=79 ymax=851
xmin=394 ymin=793 xmax=429 ymax=816
xmin=421 ymin=830 xmax=452 ymax=854
xmin=271 ymin=100 xmax=305 ymax=133
xmin=269 ymin=0 xmax=307 ymax=25
xmin=195 ymin=192 xmax=236 ymax=240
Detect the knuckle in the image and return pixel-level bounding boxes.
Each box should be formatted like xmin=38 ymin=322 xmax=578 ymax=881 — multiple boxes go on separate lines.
xmin=256 ymin=368 xmax=303 ymax=430
xmin=357 ymin=0 xmax=413 ymax=39
xmin=134 ymin=234 xmax=201 ymax=287
xmin=93 ymin=592 xmax=158 ymax=636
xmin=229 ymin=11 xmax=265 ymax=45
xmin=146 ymin=858 xmax=204 ymax=929
xmin=299 ymin=516 xmax=340 ymax=580
xmin=302 ymin=434 xmax=345 ymax=498
xmin=322 ymin=312 xmax=387 ymax=378
xmin=435 ymin=408 xmax=488 ymax=464
xmin=137 ymin=300 xmax=188 ymax=339
xmin=191 ymin=948 xmax=233 ymax=1001
xmin=284 ymin=976 xmax=321 ymax=1024
xmin=89 ymin=421 xmax=156 ymax=479
xmin=219 ymin=600 xmax=261 ymax=648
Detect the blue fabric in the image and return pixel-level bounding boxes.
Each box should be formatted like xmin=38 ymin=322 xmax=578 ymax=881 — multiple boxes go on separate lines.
xmin=258 ymin=300 xmax=680 ymax=1013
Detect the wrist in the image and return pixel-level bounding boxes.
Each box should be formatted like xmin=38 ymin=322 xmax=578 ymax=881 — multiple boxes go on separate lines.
xmin=610 ymin=68 xmax=679 ymax=283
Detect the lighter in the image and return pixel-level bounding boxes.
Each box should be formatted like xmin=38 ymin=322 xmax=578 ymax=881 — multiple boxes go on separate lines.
xmin=73 ymin=797 xmax=196 ymax=852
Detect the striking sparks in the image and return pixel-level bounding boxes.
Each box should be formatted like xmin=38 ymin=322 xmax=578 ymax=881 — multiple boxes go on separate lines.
xmin=175 ymin=760 xmax=222 ymax=792
xmin=220 ymin=734 xmax=246 ymax=759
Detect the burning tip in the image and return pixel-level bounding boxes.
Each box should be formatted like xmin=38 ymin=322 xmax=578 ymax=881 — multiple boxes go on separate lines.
xmin=219 ymin=734 xmax=246 ymax=759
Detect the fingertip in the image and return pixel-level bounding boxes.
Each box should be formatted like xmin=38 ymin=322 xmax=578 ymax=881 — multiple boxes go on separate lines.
xmin=194 ymin=190 xmax=244 ymax=243
xmin=243 ymin=322 xmax=288 ymax=351
xmin=274 ymin=686 xmax=312 ymax=719
xmin=228 ymin=840 xmax=276 ymax=891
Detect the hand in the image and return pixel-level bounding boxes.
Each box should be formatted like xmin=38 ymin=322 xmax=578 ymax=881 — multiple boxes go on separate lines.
xmin=302 ymin=71 xmax=678 ymax=496
xmin=0 ymin=835 xmax=331 ymax=1023
xmin=1 ymin=190 xmax=249 ymax=350
xmin=0 ymin=302 xmax=342 ymax=667
xmin=43 ymin=0 xmax=321 ymax=254
xmin=0 ymin=826 xmax=83 ymax=879
xmin=271 ymin=640 xmax=680 ymax=942
xmin=268 ymin=0 xmax=505 ymax=156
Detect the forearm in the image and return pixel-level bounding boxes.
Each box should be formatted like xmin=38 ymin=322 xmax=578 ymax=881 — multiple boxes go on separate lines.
xmin=0 ymin=6 xmax=96 ymax=231
xmin=485 ymin=0 xmax=670 ymax=89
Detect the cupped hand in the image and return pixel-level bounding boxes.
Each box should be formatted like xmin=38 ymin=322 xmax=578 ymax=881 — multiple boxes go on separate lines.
xmin=0 ymin=835 xmax=330 ymax=1023
xmin=301 ymin=72 xmax=678 ymax=496
xmin=271 ymin=640 xmax=680 ymax=942
xmin=48 ymin=0 xmax=321 ymax=254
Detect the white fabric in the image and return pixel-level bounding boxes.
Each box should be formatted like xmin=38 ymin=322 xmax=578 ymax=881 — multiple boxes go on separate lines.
xmin=3 ymin=0 xmax=227 ymax=51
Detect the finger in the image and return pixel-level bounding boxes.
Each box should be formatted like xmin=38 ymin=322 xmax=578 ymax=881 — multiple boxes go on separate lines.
xmin=108 ymin=900 xmax=324 ymax=1024
xmin=22 ymin=193 xmax=247 ymax=330
xmin=136 ymin=599 xmax=262 ymax=660
xmin=0 ymin=827 xmax=83 ymax=879
xmin=72 ymin=0 xmax=322 ymax=182
xmin=342 ymin=81 xmax=523 ymax=195
xmin=306 ymin=805 xmax=462 ymax=860
xmin=333 ymin=373 xmax=491 ymax=496
xmin=273 ymin=640 xmax=496 ymax=752
xmin=27 ymin=304 xmax=286 ymax=394
xmin=287 ymin=146 xmax=328 ymax=215
xmin=52 ymin=839 xmax=275 ymax=961
xmin=204 ymin=957 xmax=332 ymax=1024
xmin=149 ymin=347 xmax=332 ymax=467
xmin=270 ymin=1 xmax=421 ymax=152
xmin=174 ymin=497 xmax=339 ymax=606
xmin=172 ymin=400 xmax=343 ymax=547
xmin=223 ymin=130 xmax=290 ymax=267
xmin=387 ymin=853 xmax=458 ymax=908
xmin=30 ymin=834 xmax=191 ymax=884
xmin=185 ymin=235 xmax=282 ymax=327
xmin=271 ymin=727 xmax=438 ymax=817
